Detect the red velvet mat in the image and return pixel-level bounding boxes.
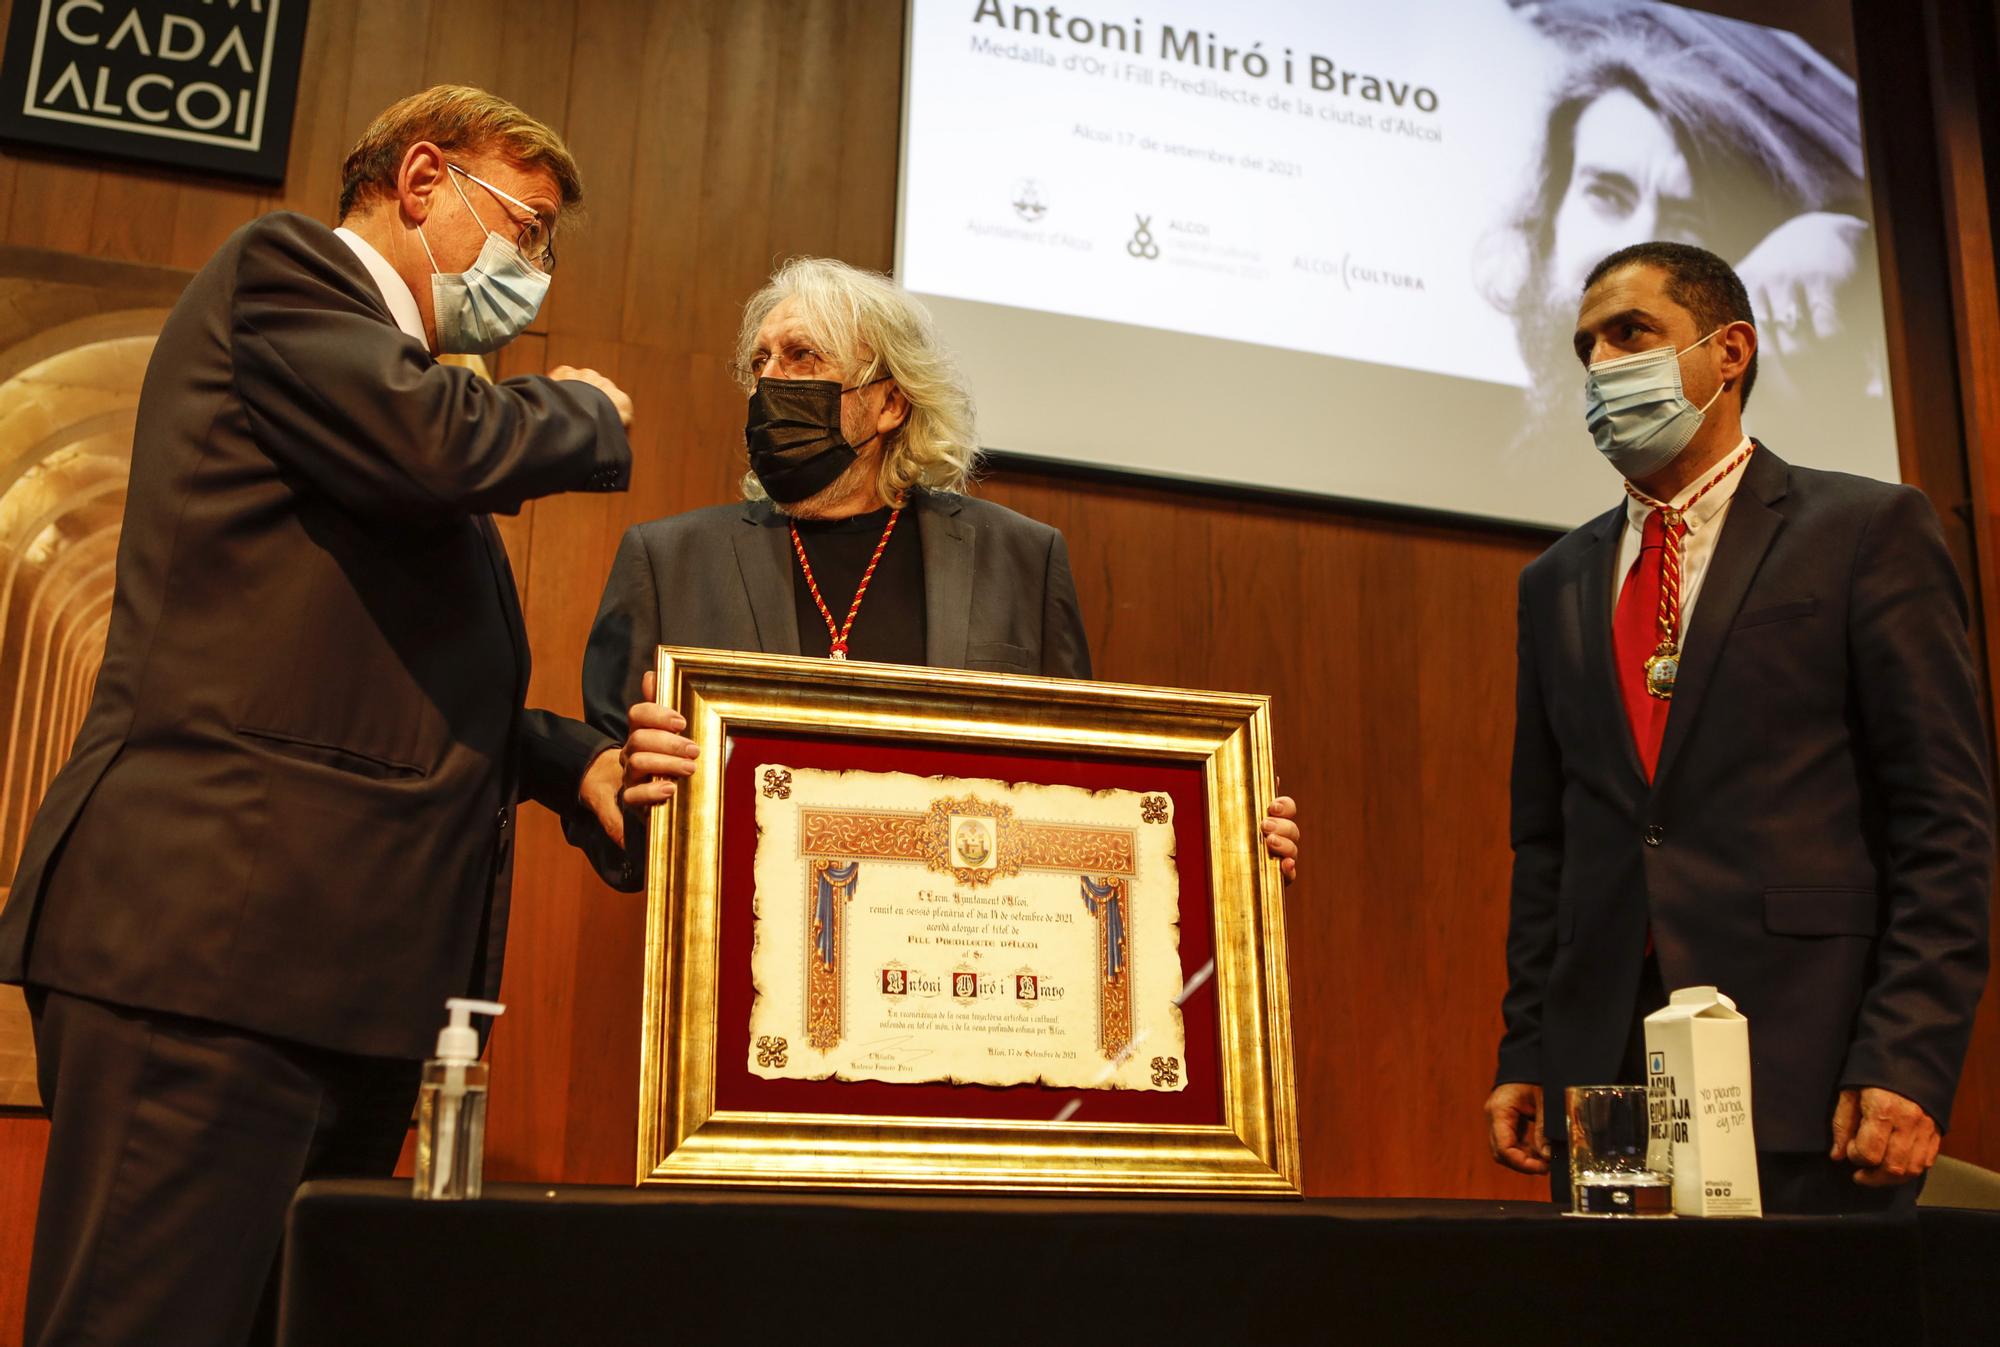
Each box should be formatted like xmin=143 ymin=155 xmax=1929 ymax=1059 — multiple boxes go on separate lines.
xmin=712 ymin=728 xmax=1223 ymax=1125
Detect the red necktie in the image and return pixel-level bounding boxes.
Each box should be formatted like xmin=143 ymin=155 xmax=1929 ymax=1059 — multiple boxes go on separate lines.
xmin=1612 ymin=508 xmax=1674 ymax=781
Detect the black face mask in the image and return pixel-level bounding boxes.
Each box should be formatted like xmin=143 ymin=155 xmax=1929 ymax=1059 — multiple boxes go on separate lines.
xmin=743 ymin=376 xmax=887 ymax=505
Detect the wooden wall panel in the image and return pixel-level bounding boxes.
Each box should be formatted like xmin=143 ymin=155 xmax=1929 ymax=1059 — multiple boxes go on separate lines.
xmin=5 ymin=6 xmax=2000 ymax=1319
xmin=538 ymin=1 xmax=636 ymax=345
xmin=616 ymin=5 xmax=713 ymax=351
xmin=0 ymin=1114 xmax=47 ymax=1347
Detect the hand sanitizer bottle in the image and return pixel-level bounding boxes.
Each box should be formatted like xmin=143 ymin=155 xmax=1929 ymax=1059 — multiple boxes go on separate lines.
xmin=413 ymin=998 xmax=505 ymax=1200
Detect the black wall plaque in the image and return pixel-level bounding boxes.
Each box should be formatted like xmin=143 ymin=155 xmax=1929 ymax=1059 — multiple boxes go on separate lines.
xmin=0 ymin=0 xmax=311 ymax=186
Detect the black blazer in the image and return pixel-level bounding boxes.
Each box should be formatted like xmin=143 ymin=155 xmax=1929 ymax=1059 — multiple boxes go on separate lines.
xmin=0 ymin=212 xmax=629 ymax=1060
xmin=1497 ymin=445 xmax=1992 ymax=1150
xmin=568 ymin=490 xmax=1092 ymax=888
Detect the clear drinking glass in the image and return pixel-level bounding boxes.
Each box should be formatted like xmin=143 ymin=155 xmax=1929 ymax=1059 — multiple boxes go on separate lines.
xmin=1565 ymin=1084 xmax=1674 ymax=1217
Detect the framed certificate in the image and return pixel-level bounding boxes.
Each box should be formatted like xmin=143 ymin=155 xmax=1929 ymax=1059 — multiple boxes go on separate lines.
xmin=638 ymin=648 xmax=1299 ymax=1196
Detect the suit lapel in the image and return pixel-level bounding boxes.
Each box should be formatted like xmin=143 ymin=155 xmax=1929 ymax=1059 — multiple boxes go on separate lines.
xmin=1575 ymin=502 xmax=1649 ymax=786
xmin=343 ymin=212 xmax=515 ymax=695
xmin=313 ymin=220 xmax=407 ymax=332
xmin=474 ymin=515 xmax=531 ymax=699
xmin=918 ymin=492 xmax=973 ymax=669
xmin=733 ymin=503 xmax=802 ymax=655
xmin=1651 ymin=445 xmax=1789 ymax=790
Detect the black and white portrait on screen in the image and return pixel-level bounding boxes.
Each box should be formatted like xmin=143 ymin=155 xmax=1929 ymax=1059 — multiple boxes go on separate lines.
xmin=1480 ymin=0 xmax=1890 ymax=480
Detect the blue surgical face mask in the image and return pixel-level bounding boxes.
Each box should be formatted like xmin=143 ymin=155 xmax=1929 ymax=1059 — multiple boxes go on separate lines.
xmin=416 ymin=165 xmax=551 ymax=355
xmin=1583 ymin=329 xmax=1725 ymax=479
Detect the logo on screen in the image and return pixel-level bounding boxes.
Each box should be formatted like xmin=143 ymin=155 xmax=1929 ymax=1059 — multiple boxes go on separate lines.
xmin=1126 ymin=214 xmax=1160 ymax=261
xmin=1011 ymin=178 xmax=1046 ymax=222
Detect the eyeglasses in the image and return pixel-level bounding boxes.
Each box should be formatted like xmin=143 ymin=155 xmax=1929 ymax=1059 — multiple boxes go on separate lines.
xmin=448 ymin=163 xmax=557 ymax=272
xmin=743 ymin=345 xmax=835 ymax=381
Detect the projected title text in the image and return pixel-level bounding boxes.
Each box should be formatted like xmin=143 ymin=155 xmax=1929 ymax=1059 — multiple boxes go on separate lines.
xmin=971 ymin=2 xmax=1441 ymax=113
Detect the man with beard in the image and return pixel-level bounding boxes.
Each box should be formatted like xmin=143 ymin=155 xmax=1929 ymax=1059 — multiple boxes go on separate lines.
xmin=1483 ymin=1 xmax=1887 ymax=479
xmin=567 ymin=256 xmax=1300 ymax=884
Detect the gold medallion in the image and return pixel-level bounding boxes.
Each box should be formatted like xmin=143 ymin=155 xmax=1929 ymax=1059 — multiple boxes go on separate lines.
xmin=1644 ymin=645 xmax=1679 ymax=700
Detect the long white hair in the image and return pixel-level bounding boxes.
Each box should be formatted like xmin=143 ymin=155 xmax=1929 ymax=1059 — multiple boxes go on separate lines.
xmin=734 ymin=257 xmax=980 ymax=502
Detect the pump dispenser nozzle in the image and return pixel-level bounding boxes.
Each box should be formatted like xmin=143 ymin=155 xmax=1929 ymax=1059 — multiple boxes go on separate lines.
xmin=435 ymin=997 xmax=506 ymax=1062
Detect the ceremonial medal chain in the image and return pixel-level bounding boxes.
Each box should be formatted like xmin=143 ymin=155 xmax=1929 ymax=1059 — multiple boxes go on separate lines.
xmin=790 ymin=508 xmax=902 ymax=660
xmin=1623 ymin=444 xmax=1755 ymax=700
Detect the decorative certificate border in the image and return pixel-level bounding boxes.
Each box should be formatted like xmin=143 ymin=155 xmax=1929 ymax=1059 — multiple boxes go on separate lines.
xmin=775 ymin=787 xmax=1151 ymax=1068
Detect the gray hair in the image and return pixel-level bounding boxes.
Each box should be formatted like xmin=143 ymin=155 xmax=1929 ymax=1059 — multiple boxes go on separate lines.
xmin=734 ymin=257 xmax=980 ymax=501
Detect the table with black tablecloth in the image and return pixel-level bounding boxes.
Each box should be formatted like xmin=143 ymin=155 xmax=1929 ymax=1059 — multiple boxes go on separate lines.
xmin=278 ymin=1182 xmax=1999 ymax=1346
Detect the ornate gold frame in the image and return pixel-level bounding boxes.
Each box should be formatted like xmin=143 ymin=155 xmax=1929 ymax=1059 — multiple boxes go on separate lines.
xmin=638 ymin=647 xmax=1299 ymax=1196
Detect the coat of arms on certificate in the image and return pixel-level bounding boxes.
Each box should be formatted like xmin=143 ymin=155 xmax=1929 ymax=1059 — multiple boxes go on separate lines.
xmin=749 ymin=768 xmax=1184 ymax=1091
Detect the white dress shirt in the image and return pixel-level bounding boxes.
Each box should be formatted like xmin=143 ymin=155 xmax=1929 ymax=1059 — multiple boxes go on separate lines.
xmin=1613 ymin=436 xmax=1755 ymax=626
xmin=333 ymin=226 xmax=427 ymax=345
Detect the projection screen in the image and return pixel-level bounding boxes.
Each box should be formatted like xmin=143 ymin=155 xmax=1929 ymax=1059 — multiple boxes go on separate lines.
xmin=895 ymin=0 xmax=1899 ymax=530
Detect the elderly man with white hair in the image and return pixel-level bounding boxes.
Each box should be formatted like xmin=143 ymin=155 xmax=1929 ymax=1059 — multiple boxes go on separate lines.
xmin=570 ymin=256 xmax=1299 ymax=885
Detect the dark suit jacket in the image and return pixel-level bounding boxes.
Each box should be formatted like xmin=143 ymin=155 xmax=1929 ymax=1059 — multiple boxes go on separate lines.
xmin=0 ymin=212 xmax=629 ymax=1061
xmin=568 ymin=489 xmax=1091 ymax=888
xmin=1497 ymin=445 xmax=1992 ymax=1150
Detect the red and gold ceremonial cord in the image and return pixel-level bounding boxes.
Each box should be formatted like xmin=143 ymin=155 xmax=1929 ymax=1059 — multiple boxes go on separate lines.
xmin=1623 ymin=443 xmax=1755 ymax=700
xmin=790 ymin=508 xmax=902 ymax=660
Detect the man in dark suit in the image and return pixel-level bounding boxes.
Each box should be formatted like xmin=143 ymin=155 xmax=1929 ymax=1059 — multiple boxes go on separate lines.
xmin=1486 ymin=240 xmax=1991 ymax=1213
xmin=0 ymin=86 xmax=632 ymax=1344
xmin=567 ymin=256 xmax=1300 ymax=884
